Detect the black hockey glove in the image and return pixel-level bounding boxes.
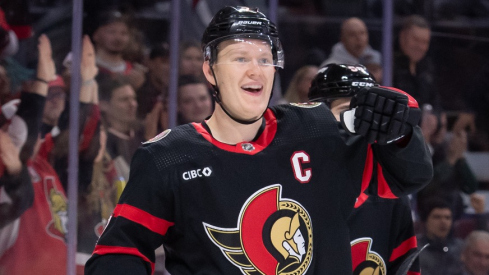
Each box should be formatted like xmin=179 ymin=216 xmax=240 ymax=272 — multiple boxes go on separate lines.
xmin=340 ymin=86 xmax=421 ymax=145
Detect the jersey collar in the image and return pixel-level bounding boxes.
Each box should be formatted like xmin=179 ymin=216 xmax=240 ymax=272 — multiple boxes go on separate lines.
xmin=192 ymin=108 xmax=277 ymax=155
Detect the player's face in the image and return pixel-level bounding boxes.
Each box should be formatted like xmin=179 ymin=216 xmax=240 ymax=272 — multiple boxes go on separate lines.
xmin=425 ymin=208 xmax=452 ymax=239
xmin=400 ymin=26 xmax=431 ymax=64
xmin=178 ymin=83 xmax=212 ymax=123
xmin=94 ymin=22 xmax=130 ymax=54
xmin=463 ymin=240 xmax=489 ymax=275
xmin=330 ymin=97 xmax=352 ymax=121
xmin=204 ymin=39 xmax=276 ymax=121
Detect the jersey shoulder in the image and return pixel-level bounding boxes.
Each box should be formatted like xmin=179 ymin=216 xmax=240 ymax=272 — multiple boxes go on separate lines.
xmin=270 ymin=102 xmax=339 ymax=141
xmin=137 ymin=124 xmax=213 ymax=171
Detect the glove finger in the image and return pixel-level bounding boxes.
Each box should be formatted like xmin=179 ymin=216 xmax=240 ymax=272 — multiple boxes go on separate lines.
xmin=371 ymin=113 xmax=381 ymax=130
xmin=393 ymin=104 xmax=406 ymax=120
xmin=389 ymin=120 xmax=402 ymax=137
xmin=356 ymin=120 xmax=371 ymax=137
xmin=383 ymin=99 xmax=395 ymax=115
xmin=380 ymin=115 xmax=390 ymax=132
xmin=366 ymin=92 xmax=377 ymax=107
xmin=358 ymin=106 xmax=374 ymax=122
xmin=374 ymin=96 xmax=385 ymax=113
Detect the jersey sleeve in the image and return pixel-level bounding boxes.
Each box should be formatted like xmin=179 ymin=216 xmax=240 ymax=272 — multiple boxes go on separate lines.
xmin=387 ymin=197 xmax=420 ymax=274
xmin=371 ymin=126 xmax=433 ymax=197
xmin=85 ymin=145 xmax=175 ymax=275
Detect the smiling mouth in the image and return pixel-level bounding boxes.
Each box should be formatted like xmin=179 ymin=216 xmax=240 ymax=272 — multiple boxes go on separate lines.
xmin=241 ymin=84 xmax=263 ymax=93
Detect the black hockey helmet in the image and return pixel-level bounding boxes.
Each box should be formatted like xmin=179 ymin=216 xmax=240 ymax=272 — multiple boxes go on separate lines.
xmin=308 ymin=64 xmax=378 ymax=103
xmin=201 ymin=6 xmax=284 ymax=68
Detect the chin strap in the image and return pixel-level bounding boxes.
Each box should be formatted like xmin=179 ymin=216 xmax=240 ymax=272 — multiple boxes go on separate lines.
xmin=209 ymin=65 xmax=275 ymax=125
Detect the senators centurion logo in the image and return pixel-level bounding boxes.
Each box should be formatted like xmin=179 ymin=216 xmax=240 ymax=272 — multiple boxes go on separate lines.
xmin=351 ymin=238 xmax=386 ymax=275
xmin=203 ymin=185 xmax=313 ymax=274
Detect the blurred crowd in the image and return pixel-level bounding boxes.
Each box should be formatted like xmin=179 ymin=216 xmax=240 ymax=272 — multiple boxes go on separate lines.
xmin=0 ymin=1 xmax=488 ymax=275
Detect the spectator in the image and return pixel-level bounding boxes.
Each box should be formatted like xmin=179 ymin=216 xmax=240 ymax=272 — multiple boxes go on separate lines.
xmin=0 ymin=125 xmax=33 ymax=230
xmin=98 ymin=76 xmax=142 ymax=181
xmin=179 ymin=40 xmax=204 ymax=80
xmin=461 ymin=58 xmax=489 ymax=151
xmin=37 ymin=36 xmax=101 ymax=192
xmin=282 ymin=65 xmax=318 ymax=104
xmin=320 ymin=17 xmax=382 ymax=69
xmin=394 ymin=15 xmax=441 ymax=111
xmin=177 ymin=74 xmax=213 ymax=125
xmin=417 ymin=198 xmax=465 ymax=275
xmin=137 ymin=44 xmax=170 ymax=120
xmin=92 ymin=10 xmax=146 ymax=90
xmin=40 ymin=75 xmax=66 ymax=137
xmin=0 ymin=33 xmax=69 ymax=275
xmin=461 ymin=230 xmax=489 ymax=275
xmin=142 ymin=73 xmax=213 ymax=141
xmin=418 ymin=111 xmax=478 ymax=221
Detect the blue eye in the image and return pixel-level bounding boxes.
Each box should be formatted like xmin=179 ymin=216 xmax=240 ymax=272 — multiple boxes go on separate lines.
xmin=236 ymin=57 xmax=248 ymax=63
xmin=258 ymin=58 xmax=272 ymax=65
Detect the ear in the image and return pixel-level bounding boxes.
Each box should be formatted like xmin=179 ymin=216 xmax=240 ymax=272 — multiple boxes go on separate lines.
xmin=202 ymin=61 xmax=216 ymax=86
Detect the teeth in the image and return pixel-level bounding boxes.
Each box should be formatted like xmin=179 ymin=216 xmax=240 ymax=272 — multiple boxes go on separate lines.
xmin=242 ymin=85 xmax=262 ymax=89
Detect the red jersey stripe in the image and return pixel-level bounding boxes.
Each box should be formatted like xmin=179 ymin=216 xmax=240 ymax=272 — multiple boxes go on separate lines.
xmin=389 ymin=236 xmax=417 ymax=262
xmin=93 ymin=245 xmax=155 ymax=274
xmin=113 ymin=204 xmax=174 ymax=236
xmin=360 ymin=144 xmax=374 ymax=194
xmin=377 ymin=163 xmax=398 ymax=199
xmin=407 ymin=272 xmax=421 ymax=275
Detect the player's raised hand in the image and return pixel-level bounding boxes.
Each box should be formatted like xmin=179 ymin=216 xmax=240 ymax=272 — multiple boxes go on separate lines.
xmin=341 ymin=86 xmax=421 ymax=145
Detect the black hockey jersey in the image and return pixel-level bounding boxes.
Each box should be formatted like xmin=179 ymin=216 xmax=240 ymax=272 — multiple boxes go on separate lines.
xmin=349 ymin=195 xmax=420 ymax=275
xmin=85 ymin=103 xmax=432 ymax=274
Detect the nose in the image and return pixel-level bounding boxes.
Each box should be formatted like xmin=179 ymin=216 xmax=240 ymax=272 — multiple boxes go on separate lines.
xmin=246 ymin=59 xmax=263 ymax=76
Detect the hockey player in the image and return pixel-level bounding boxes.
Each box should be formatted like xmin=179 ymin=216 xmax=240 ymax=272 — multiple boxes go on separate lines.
xmin=85 ymin=6 xmax=432 ymax=274
xmin=309 ymin=63 xmax=421 ymax=274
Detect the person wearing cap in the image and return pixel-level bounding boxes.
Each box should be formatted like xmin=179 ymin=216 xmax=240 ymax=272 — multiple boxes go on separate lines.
xmin=39 ymin=75 xmax=66 ymax=137
xmin=86 ymin=6 xmax=432 ymax=274
xmin=92 ymin=10 xmax=146 ymax=90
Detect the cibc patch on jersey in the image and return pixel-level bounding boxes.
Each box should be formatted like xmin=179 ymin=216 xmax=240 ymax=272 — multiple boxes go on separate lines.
xmin=203 ymin=184 xmax=313 ymax=274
